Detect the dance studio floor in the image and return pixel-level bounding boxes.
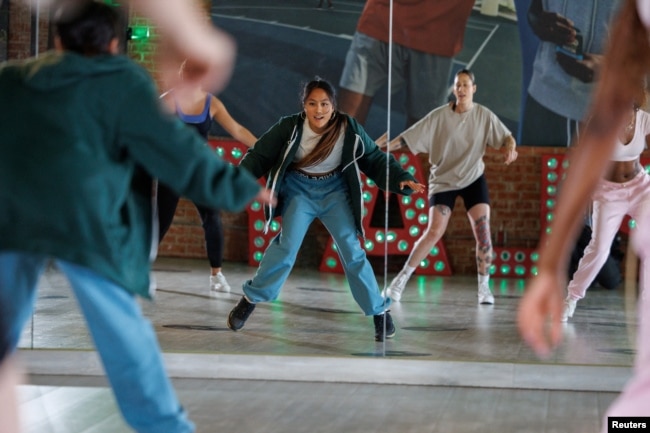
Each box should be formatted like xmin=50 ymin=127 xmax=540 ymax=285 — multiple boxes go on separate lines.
xmin=16 ymin=257 xmax=638 ymax=432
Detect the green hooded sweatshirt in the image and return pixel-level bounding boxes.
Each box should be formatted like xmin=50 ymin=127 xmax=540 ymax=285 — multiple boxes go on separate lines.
xmin=0 ymin=51 xmax=261 ymax=298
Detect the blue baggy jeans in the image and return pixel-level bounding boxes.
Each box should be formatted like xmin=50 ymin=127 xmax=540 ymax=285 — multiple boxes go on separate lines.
xmin=0 ymin=252 xmax=194 ymax=433
xmin=243 ymin=171 xmax=390 ymax=315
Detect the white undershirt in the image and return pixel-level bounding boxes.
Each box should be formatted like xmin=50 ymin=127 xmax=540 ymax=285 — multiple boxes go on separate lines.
xmin=294 ymin=119 xmax=344 ymax=173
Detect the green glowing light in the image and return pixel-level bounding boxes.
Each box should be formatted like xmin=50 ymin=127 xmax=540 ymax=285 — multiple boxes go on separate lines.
xmin=546 ymin=212 xmax=554 ymax=222
xmin=415 ymin=198 xmax=426 ymax=209
xmin=326 ymin=257 xmax=338 ymax=268
xmin=547 ymin=158 xmax=558 ymax=169
xmin=418 ymin=214 xmax=428 ymax=224
xmin=419 ymin=258 xmax=430 ymax=268
xmin=399 ymin=154 xmax=409 ymax=165
xmin=402 ymin=196 xmax=412 ymax=206
xmin=489 ymin=265 xmax=496 ymax=275
xmin=366 ymin=178 xmax=376 ymax=187
xmin=253 ymin=251 xmax=264 ymax=262
xmin=500 ymin=251 xmax=511 ymax=261
xmin=231 ymin=148 xmax=243 ymax=159
xmin=129 ymin=25 xmax=150 ymax=40
xmin=629 ymin=219 xmax=637 ymax=229
xmin=514 ymin=251 xmax=526 ymax=262
xmin=546 ymin=199 xmax=555 ymax=209
xmin=515 ymin=265 xmax=526 ymax=276
xmin=254 ymin=220 xmax=264 ymax=231
xmin=409 ymin=226 xmax=420 ymax=237
xmin=398 ymin=240 xmax=409 ymax=251
xmin=531 ymin=266 xmax=538 ymax=275
xmin=500 ymin=264 xmax=511 ymax=274
xmin=547 ymin=185 xmax=557 ymax=196
xmin=405 ymin=209 xmax=416 ymax=220
xmin=270 ymin=220 xmax=280 ymax=232
xmin=215 ymin=147 xmax=224 ymax=157
xmin=434 ymin=261 xmax=445 ymax=272
xmin=364 ymin=240 xmax=375 ymax=251
xmin=547 ymin=172 xmax=558 ymax=182
xmin=386 ymin=231 xmax=397 ymax=242
xmin=531 ymin=252 xmax=539 ymax=262
xmin=250 ymin=201 xmax=261 ymax=211
xmin=363 ymin=191 xmax=372 ymax=202
xmin=375 ymin=231 xmax=385 ymax=242
xmin=430 ymin=246 xmax=439 ymax=256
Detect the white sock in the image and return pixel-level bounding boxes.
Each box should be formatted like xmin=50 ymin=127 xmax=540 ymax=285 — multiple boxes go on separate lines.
xmin=478 ymin=274 xmax=489 ymax=286
xmin=403 ymin=265 xmax=416 ymax=278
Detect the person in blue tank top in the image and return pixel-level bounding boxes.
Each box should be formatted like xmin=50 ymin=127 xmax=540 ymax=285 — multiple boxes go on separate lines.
xmin=158 ymin=60 xmax=257 ymax=292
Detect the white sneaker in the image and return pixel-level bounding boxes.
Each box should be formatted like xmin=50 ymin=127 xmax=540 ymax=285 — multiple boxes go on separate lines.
xmin=478 ymin=284 xmax=494 ymax=305
xmin=561 ymin=298 xmax=577 ymax=322
xmin=210 ymin=272 xmax=231 ymax=292
xmin=383 ymin=271 xmax=409 ymax=302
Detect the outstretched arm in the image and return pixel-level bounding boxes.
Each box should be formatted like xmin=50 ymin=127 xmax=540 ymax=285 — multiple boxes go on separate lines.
xmin=375 ymin=132 xmax=407 ymax=152
xmin=517 ymin=116 xmax=618 ymax=356
xmin=211 ymin=97 xmax=257 ymax=147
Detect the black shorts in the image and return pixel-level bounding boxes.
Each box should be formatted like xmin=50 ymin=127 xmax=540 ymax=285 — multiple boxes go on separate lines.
xmin=429 ymin=174 xmax=490 ymax=211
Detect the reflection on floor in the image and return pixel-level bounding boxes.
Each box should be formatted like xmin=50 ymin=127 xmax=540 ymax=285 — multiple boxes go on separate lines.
xmin=17 ymin=257 xmax=639 ymax=432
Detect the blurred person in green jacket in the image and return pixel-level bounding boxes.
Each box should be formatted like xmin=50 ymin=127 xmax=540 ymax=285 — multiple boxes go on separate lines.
xmin=0 ymin=1 xmax=273 ymax=432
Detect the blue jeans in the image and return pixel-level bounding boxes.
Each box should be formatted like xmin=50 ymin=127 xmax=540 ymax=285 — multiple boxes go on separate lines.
xmin=243 ymin=171 xmax=390 ymax=315
xmin=0 ymin=252 xmax=194 ymax=433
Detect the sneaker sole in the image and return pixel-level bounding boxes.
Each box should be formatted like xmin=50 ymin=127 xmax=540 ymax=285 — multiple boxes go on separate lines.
xmin=375 ymin=327 xmax=396 ymax=342
xmin=226 ymin=315 xmax=243 ymax=331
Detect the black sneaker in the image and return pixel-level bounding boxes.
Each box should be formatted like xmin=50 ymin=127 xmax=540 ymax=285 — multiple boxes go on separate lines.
xmin=373 ymin=311 xmax=396 ymax=342
xmin=227 ymin=296 xmax=256 ymax=331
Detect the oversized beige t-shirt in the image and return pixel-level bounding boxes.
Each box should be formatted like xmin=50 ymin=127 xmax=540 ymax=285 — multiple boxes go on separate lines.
xmin=401 ymin=103 xmax=511 ymax=196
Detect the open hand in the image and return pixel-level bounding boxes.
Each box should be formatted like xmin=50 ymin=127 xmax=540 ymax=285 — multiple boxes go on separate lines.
xmin=254 ymin=188 xmax=277 ymax=206
xmin=517 ymin=270 xmax=566 ymax=358
xmin=399 ymin=180 xmax=425 ymax=194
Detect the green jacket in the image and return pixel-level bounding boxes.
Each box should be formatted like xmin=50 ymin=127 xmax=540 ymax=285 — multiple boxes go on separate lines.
xmin=0 ymin=51 xmax=261 ymax=297
xmin=240 ymin=113 xmax=416 ymax=237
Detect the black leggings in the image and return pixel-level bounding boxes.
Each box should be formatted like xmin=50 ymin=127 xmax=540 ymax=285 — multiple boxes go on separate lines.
xmin=156 ymin=183 xmax=224 ymax=268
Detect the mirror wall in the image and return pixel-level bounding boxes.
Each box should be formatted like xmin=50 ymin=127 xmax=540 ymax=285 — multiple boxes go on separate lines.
xmin=19 ymin=0 xmax=637 ymax=369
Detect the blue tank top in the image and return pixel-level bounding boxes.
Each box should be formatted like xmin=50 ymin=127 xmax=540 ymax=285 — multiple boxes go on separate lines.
xmin=175 ymin=94 xmax=212 ymax=139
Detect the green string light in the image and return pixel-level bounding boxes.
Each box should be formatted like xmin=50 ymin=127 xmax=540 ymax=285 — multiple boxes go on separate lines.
xmin=253 ymin=220 xmax=264 ymax=231
xmin=547 ymin=158 xmax=558 ymax=169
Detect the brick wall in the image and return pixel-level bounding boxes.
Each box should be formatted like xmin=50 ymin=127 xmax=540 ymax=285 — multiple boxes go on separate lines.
xmin=8 ymin=0 xmax=49 ymax=59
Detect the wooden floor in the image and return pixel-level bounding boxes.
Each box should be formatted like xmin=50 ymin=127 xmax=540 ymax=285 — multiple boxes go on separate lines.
xmin=14 ymin=256 xmax=639 ymax=432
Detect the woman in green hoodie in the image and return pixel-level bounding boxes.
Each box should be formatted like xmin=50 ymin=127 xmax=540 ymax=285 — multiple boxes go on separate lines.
xmin=0 ymin=2 xmax=273 ymax=432
xmin=226 ymin=77 xmax=424 ymax=342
